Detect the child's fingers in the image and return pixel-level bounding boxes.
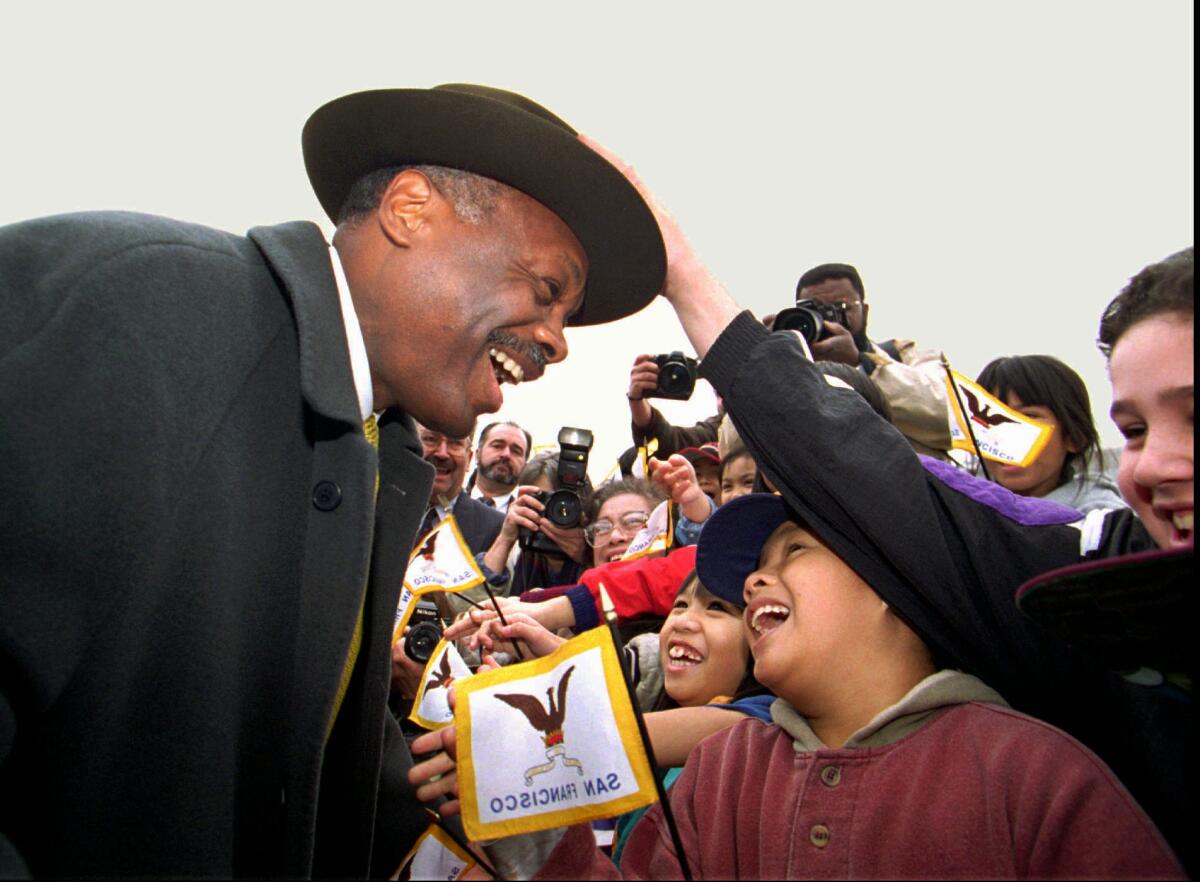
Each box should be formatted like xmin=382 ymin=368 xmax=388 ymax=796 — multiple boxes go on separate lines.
xmin=499 ymin=620 xmax=567 ymax=656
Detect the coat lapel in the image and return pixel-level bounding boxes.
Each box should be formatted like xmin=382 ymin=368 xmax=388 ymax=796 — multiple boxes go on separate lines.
xmin=247 ymin=221 xmax=433 ymax=874
xmin=248 ymin=222 xmax=361 ymax=426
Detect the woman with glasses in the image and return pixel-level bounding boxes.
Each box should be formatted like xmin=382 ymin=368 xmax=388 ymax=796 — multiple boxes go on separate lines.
xmin=584 ymin=477 xmax=666 ymax=565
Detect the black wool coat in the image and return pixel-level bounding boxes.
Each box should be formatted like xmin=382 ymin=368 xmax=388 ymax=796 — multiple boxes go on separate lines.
xmin=0 ymin=212 xmax=433 ymax=877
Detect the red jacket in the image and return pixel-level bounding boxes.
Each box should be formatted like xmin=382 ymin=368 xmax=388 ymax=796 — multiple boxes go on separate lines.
xmin=521 ymin=546 xmax=697 ymax=629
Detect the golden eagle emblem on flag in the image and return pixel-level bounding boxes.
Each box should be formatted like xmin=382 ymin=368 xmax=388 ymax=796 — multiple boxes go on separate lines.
xmin=960 ymin=386 xmax=1019 ymax=429
xmin=944 ymin=369 xmax=1054 ymax=468
xmin=455 ymin=627 xmax=658 ymax=839
xmin=495 ymin=666 xmax=585 ymax=784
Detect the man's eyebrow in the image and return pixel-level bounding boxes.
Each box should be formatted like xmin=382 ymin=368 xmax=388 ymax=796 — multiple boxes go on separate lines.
xmin=562 ymin=254 xmax=585 ymax=297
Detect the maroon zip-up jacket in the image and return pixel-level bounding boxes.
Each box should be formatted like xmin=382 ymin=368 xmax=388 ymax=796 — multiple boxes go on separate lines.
xmin=534 ymin=673 xmax=1182 ymax=879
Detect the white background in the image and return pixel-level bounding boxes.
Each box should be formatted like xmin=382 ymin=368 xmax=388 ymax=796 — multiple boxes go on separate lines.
xmin=3 ymin=1 xmax=1192 ymax=477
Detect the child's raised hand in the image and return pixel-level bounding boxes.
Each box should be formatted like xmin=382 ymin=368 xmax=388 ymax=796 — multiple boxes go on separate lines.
xmin=650 ymin=454 xmax=712 ymax=524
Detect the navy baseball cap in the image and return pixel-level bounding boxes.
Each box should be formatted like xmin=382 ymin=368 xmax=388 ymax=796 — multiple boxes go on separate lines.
xmin=696 ymin=492 xmax=796 ymax=605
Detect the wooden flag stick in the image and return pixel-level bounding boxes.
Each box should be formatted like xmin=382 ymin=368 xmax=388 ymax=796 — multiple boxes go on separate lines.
xmin=941 ymin=353 xmax=993 ymax=482
xmin=421 ymin=808 xmax=501 ymax=880
xmin=479 ymin=581 xmax=526 ymax=661
xmin=599 ymin=584 xmax=694 ymax=881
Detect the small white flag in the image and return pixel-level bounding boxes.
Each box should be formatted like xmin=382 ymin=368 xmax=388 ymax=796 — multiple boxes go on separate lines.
xmin=629 ymin=438 xmax=659 ymax=480
xmin=395 ymin=516 xmax=486 ymax=638
xmin=392 ymin=823 xmax=476 ymax=881
xmin=456 ymin=627 xmax=657 ymax=840
xmin=409 ymin=639 xmax=474 ymax=731
xmin=621 ymin=498 xmax=673 ymax=561
xmin=945 ymin=370 xmax=1054 ymax=468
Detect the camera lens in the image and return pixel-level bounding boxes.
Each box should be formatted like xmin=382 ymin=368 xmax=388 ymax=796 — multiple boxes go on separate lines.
xmin=544 ymin=489 xmax=581 ymax=528
xmin=661 ymin=363 xmax=689 ymax=392
xmin=772 ymin=306 xmax=822 ymax=345
xmin=404 ymin=622 xmax=442 ymax=663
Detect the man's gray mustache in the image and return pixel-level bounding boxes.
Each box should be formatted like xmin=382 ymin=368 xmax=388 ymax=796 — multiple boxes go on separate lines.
xmin=486 ymin=330 xmax=548 ymax=371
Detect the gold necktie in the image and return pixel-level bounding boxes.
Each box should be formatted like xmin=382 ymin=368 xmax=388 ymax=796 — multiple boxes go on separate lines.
xmin=326 ymin=416 xmax=378 ymax=741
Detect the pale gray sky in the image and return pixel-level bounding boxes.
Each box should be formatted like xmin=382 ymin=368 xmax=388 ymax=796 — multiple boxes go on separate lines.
xmin=4 ymin=1 xmax=1193 ymax=478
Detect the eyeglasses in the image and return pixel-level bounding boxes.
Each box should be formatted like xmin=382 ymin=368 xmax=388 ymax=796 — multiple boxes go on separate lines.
xmin=419 ymin=432 xmax=469 ymax=454
xmin=584 ymin=511 xmax=650 ymax=546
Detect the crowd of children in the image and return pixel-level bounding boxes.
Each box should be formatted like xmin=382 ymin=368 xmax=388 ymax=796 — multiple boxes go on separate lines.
xmin=403 ymin=248 xmax=1192 ymax=880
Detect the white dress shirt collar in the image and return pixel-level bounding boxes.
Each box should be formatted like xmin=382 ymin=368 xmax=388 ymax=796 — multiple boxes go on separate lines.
xmin=328 ymin=244 xmax=373 ymax=422
xmin=471 ymin=485 xmax=516 ymax=513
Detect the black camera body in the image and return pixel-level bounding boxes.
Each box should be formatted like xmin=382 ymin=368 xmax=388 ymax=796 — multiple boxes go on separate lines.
xmin=645 ymin=351 xmax=699 ymax=401
xmin=771 ymin=299 xmax=849 ymax=345
xmin=403 ymin=600 xmax=444 ymax=663
xmin=519 ymin=427 xmax=594 ymax=557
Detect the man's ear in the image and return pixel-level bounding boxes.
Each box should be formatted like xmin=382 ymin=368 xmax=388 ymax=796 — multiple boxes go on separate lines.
xmin=860 ymin=301 xmax=870 ymax=329
xmin=376 ymin=169 xmax=442 ymax=247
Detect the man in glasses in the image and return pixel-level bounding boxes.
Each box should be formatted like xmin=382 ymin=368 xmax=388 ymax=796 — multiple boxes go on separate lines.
xmin=414 ymin=423 xmax=504 ymax=559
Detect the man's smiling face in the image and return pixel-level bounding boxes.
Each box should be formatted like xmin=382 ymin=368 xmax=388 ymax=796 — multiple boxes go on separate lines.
xmin=416 ymin=424 xmax=473 ymax=500
xmin=357 ymin=171 xmax=587 ymax=438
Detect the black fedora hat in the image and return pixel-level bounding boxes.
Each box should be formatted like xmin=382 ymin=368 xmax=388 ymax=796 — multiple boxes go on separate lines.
xmin=302 ymin=84 xmax=666 ymax=327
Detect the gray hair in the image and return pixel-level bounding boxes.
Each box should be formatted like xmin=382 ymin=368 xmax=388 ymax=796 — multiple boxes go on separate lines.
xmin=336 ymin=164 xmax=507 ymax=227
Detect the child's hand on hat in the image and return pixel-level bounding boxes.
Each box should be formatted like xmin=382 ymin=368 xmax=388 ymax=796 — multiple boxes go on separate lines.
xmin=650 ymin=455 xmax=712 ymax=524
xmin=579 ymin=133 xmax=740 ymax=357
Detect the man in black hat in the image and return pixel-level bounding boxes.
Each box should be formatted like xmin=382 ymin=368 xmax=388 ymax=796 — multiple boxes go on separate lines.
xmin=0 ymin=85 xmax=663 ymax=877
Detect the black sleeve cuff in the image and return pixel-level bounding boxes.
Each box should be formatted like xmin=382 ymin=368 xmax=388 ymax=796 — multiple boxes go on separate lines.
xmin=698 ymin=310 xmax=772 ymax=398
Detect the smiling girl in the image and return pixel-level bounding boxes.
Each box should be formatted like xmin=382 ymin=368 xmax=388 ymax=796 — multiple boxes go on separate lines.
xmin=974 ymin=354 xmax=1126 ymax=513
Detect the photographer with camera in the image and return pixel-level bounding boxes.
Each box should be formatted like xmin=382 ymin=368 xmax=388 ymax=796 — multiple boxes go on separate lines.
xmin=479 ymin=429 xmax=597 ymax=594
xmin=774 ymin=263 xmax=952 ymax=458
xmin=627 ymin=352 xmax=723 ymax=459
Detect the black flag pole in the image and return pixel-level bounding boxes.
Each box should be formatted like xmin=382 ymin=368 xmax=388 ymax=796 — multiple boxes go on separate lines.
xmin=941 ymin=353 xmax=994 ymax=483
xmin=599 ymin=584 xmax=694 ymax=881
xmin=479 ymin=581 xmax=526 ymax=661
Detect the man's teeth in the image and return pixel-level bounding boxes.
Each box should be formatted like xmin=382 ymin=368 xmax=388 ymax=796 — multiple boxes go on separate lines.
xmin=750 ymin=604 xmax=791 ymax=636
xmin=488 ymin=348 xmax=524 ymax=383
xmin=1172 ymin=511 xmax=1193 ymax=533
xmin=668 ymin=645 xmax=703 ymax=665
